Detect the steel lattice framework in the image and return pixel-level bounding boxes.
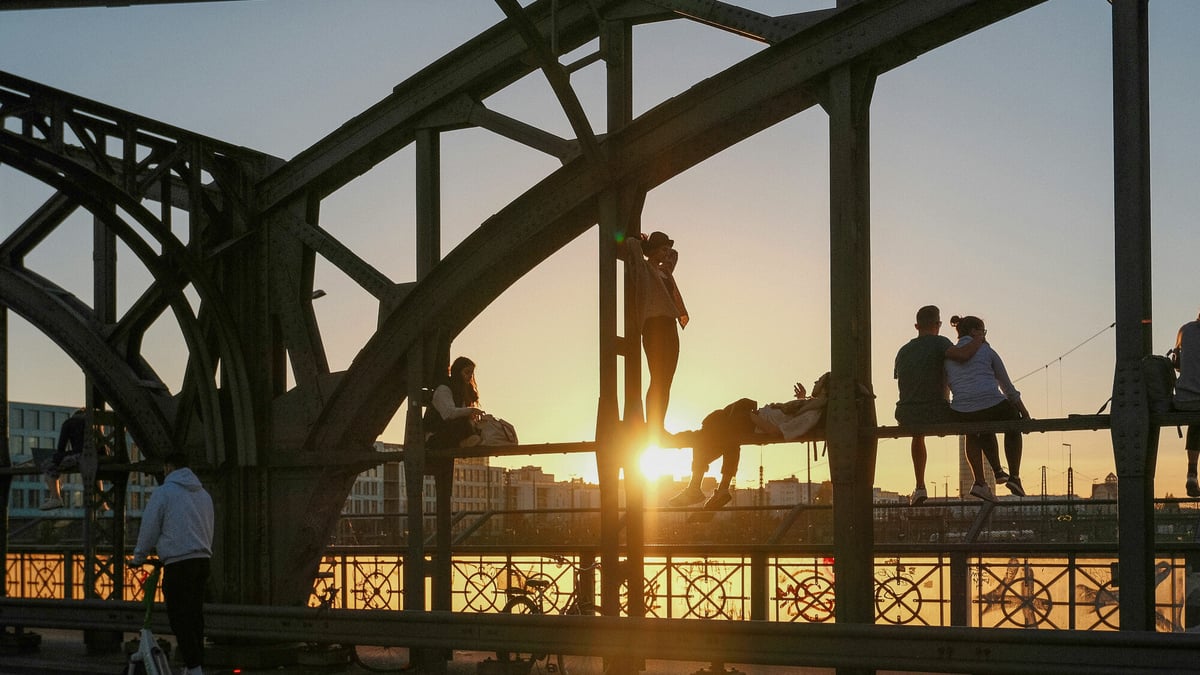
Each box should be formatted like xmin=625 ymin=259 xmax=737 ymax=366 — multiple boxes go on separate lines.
xmin=0 ymin=0 xmax=1176 ymax=670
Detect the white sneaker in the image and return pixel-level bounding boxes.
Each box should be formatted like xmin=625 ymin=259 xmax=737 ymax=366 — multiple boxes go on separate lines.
xmin=39 ymin=497 xmax=63 ymax=510
xmin=909 ymin=487 xmax=928 ymax=506
xmin=969 ymin=484 xmax=996 ymax=502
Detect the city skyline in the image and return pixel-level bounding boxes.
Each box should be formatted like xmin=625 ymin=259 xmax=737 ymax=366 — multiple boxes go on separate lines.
xmin=2 ymin=2 xmax=1199 ymax=498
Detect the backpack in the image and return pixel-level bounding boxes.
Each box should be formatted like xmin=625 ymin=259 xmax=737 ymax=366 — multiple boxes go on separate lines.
xmin=1141 ymin=354 xmax=1176 ymax=414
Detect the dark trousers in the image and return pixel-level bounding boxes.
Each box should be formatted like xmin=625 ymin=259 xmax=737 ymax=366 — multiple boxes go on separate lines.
xmin=693 ymin=442 xmax=740 ymax=479
xmin=955 ymin=399 xmax=1023 ymax=479
xmin=427 ymin=417 xmax=476 ymax=450
xmin=163 ymin=557 xmax=210 ymax=669
xmin=642 ymin=316 xmax=680 ymax=433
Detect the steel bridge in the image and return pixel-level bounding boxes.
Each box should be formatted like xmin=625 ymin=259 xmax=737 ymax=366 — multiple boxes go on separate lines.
xmin=1 ymin=1 xmax=1198 ymax=673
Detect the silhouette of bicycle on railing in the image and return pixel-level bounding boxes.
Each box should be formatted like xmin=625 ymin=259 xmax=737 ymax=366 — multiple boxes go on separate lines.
xmin=492 ymin=554 xmax=602 ymax=674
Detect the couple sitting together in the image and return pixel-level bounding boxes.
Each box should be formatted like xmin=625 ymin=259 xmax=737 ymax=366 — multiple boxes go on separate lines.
xmin=895 ymin=305 xmax=1031 ymax=505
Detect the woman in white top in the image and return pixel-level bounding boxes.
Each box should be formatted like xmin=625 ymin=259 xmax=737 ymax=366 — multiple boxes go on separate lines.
xmin=424 ymin=356 xmax=485 ymax=449
xmin=945 ymin=315 xmax=1031 ymax=501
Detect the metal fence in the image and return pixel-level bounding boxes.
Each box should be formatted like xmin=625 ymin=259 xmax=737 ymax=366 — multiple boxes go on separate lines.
xmin=153 ymin=547 xmax=1196 ymax=630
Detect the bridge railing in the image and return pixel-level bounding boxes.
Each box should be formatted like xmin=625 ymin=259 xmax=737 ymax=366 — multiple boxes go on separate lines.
xmin=8 ymin=537 xmax=1196 ymax=631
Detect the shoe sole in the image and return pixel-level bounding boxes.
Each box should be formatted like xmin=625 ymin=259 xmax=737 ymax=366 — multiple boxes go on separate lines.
xmin=704 ymin=494 xmax=732 ymax=510
xmin=669 ymin=494 xmax=706 ymax=507
xmin=910 ymin=496 xmax=927 ymax=506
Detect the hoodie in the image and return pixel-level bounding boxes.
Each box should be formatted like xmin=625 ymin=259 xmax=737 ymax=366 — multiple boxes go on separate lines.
xmin=133 ymin=467 xmax=214 ymax=565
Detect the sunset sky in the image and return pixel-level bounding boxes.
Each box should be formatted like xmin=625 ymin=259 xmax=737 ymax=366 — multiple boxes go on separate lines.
xmin=2 ymin=1 xmax=1199 ymax=499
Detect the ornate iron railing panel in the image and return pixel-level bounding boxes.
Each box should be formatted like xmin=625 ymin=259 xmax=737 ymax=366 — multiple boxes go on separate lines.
xmin=6 ymin=548 xmax=1193 ymax=632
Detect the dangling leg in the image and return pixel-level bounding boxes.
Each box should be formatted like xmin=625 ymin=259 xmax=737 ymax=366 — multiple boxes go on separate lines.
xmin=910 ymin=436 xmax=928 ymax=505
xmin=642 ymin=316 xmax=679 ymax=442
xmin=964 ymin=434 xmax=995 ymax=501
xmin=1002 ymin=431 xmax=1025 ymax=496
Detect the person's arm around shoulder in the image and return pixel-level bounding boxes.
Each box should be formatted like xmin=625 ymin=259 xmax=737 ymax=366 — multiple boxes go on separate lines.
xmin=945 ymin=334 xmax=984 ymax=363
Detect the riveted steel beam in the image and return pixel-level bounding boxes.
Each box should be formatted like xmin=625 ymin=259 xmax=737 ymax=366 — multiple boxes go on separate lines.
xmin=5 ymin=598 xmax=1200 ymax=674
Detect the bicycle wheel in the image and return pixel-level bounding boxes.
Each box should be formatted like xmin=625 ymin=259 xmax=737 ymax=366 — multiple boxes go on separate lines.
xmin=496 ymin=595 xmax=544 ymax=665
xmin=352 ymin=645 xmax=409 ymax=672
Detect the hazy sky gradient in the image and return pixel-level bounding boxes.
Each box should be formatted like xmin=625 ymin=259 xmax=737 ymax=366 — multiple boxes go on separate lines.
xmin=2 ymin=1 xmax=1198 ymax=498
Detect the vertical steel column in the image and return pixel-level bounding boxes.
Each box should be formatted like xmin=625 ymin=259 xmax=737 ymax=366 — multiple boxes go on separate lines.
xmin=403 ymin=346 xmax=428 ymax=613
xmin=0 ymin=306 xmax=8 ymax=596
xmin=598 ymin=17 xmax=639 ymax=621
xmin=405 ymin=127 xmax=442 ymax=619
xmin=416 ymin=128 xmax=441 ymax=278
xmin=824 ymin=65 xmax=878 ymax=640
xmin=431 ymin=457 xmax=454 ymax=611
xmin=1110 ymin=0 xmax=1156 ymax=631
xmin=82 ymin=209 xmax=122 ymax=653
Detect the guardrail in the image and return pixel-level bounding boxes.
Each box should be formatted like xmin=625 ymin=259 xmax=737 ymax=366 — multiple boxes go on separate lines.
xmin=3 ymin=596 xmax=1200 ymax=674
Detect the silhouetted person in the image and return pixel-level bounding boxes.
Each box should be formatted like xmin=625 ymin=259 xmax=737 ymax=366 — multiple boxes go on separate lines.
xmin=668 ymin=397 xmax=758 ymax=510
xmin=38 ymin=408 xmax=85 ymax=510
xmin=131 ymin=451 xmax=214 ymax=675
xmin=945 ymin=314 xmax=1031 ymax=501
xmin=625 ymin=231 xmax=688 ymax=443
xmin=894 ymin=306 xmax=982 ymax=505
xmin=1172 ymin=312 xmax=1200 ymax=497
xmin=424 ymin=356 xmax=486 ymax=449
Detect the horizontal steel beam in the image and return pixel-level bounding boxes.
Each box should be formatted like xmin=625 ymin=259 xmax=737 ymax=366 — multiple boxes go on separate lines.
xmin=2 ymin=598 xmax=1197 ymax=674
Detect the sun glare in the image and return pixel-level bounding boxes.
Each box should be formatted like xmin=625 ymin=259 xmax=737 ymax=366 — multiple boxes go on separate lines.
xmin=637 ymin=444 xmax=689 ymax=481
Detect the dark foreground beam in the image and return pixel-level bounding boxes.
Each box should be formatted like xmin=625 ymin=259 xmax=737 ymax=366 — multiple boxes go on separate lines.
xmin=2 ymin=598 xmax=1198 ymax=674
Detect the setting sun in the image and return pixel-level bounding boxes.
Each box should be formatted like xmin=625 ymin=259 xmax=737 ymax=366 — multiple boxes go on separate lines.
xmin=637 ymin=444 xmax=690 ymax=481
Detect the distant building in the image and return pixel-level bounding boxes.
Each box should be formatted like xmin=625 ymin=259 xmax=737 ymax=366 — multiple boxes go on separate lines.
xmin=1091 ymin=473 xmax=1118 ymax=500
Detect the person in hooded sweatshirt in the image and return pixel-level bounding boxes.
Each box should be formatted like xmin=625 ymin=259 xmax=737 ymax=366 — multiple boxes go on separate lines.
xmin=131 ymin=451 xmax=214 ymax=675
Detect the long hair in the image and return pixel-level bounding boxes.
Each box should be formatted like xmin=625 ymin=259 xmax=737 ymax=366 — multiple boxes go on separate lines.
xmin=949 ymin=314 xmax=984 ymax=338
xmin=446 ymin=356 xmax=479 ymax=407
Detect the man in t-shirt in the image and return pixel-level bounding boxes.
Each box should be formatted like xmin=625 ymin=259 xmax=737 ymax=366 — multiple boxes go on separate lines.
xmin=1172 ymin=312 xmax=1200 ymax=497
xmin=894 ymin=306 xmax=983 ymax=505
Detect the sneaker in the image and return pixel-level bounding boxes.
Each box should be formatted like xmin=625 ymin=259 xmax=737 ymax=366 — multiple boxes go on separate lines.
xmin=993 ymin=470 xmax=1010 ymax=484
xmin=909 ymin=487 xmax=928 ymax=506
xmin=1006 ymin=477 xmax=1026 ymax=497
xmin=969 ymin=484 xmax=996 ymax=502
xmin=459 ymin=434 xmax=482 ymax=448
xmin=668 ymin=487 xmax=706 ymax=507
xmin=703 ymin=489 xmax=732 ymax=510
xmin=39 ymin=497 xmax=63 ymax=510
xmin=1187 ymin=475 xmax=1200 ymax=498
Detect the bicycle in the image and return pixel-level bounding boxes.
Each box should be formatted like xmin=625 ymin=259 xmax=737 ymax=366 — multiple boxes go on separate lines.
xmin=298 ymin=571 xmax=358 ymax=668
xmin=492 ymin=555 xmax=604 ymax=675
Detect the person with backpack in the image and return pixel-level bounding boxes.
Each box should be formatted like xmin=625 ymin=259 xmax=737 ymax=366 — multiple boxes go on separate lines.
xmin=893 ymin=306 xmax=984 ymax=505
xmin=1172 ymin=313 xmax=1200 ymax=497
xmin=945 ymin=314 xmax=1031 ymax=501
